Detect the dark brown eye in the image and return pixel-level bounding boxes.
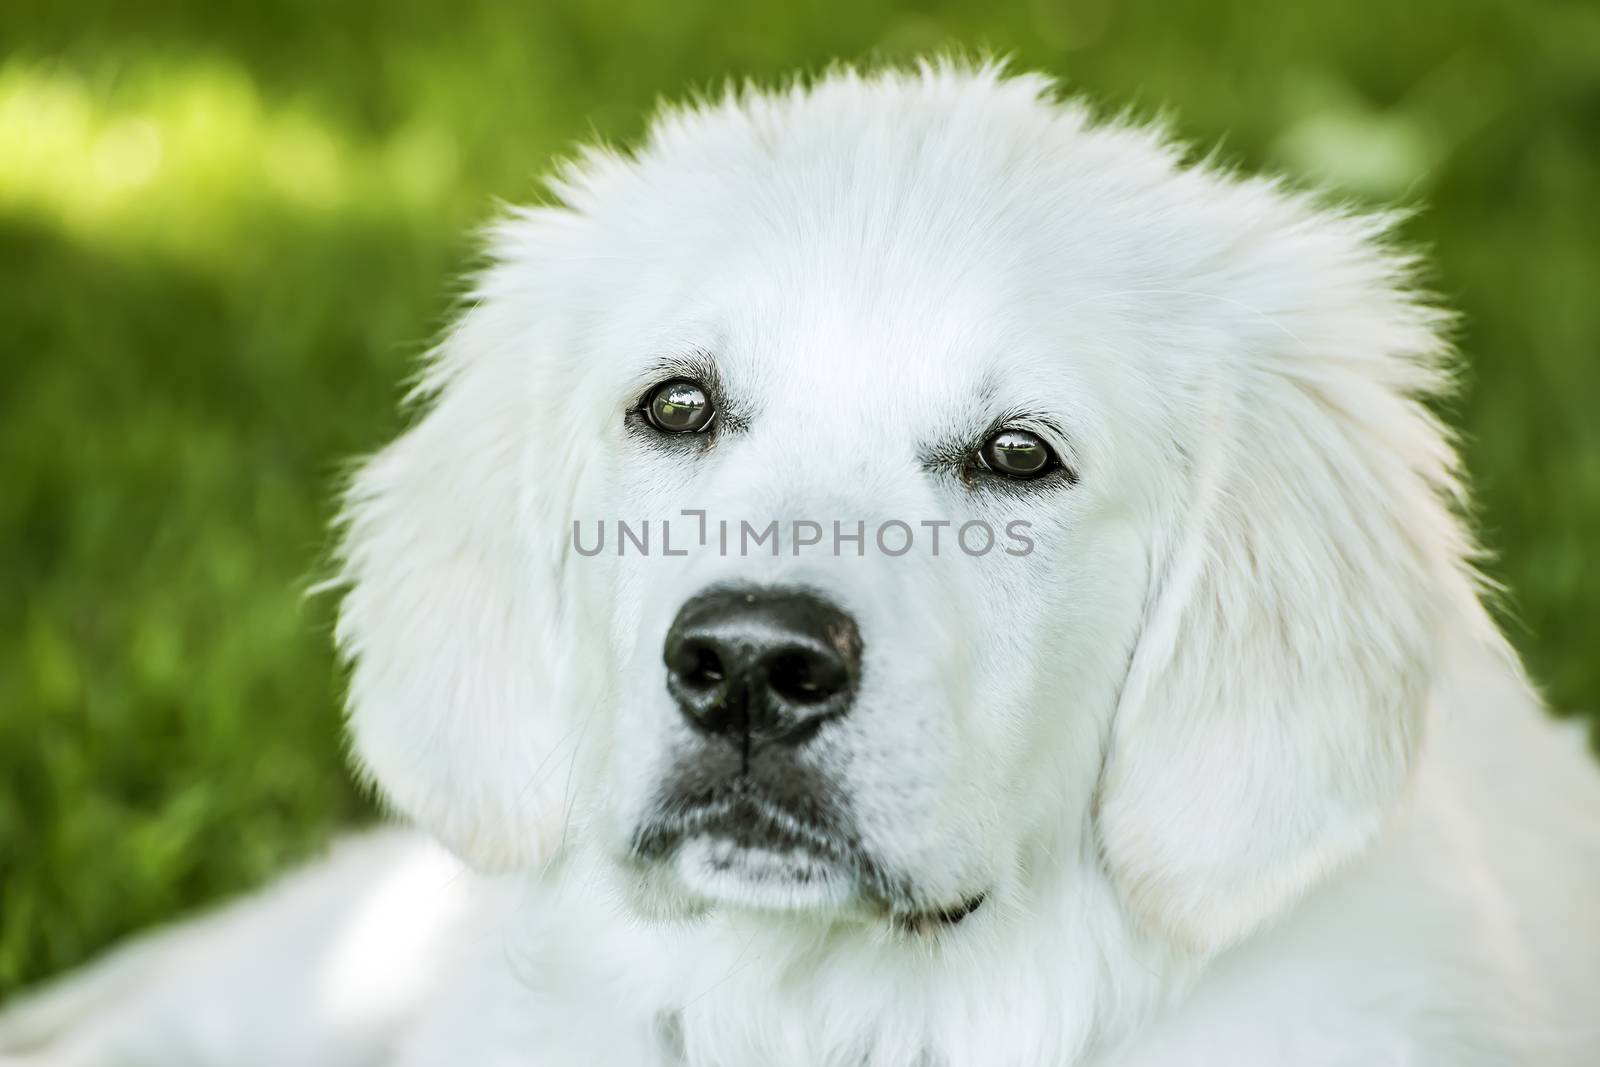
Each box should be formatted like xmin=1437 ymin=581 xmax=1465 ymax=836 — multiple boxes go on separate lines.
xmin=979 ymin=428 xmax=1058 ymax=480
xmin=642 ymin=379 xmax=714 ymax=434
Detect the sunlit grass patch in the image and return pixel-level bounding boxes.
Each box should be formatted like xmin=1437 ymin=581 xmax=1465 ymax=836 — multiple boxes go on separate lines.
xmin=0 ymin=58 xmax=466 ymax=262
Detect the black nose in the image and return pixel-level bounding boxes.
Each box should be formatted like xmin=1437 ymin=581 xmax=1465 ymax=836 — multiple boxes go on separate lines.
xmin=663 ymin=587 xmax=862 ymax=748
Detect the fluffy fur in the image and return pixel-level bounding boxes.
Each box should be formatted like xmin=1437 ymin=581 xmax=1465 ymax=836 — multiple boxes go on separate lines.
xmin=3 ymin=62 xmax=1598 ymax=1067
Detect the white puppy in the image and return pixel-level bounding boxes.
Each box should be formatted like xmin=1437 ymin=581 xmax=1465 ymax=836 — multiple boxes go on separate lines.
xmin=3 ymin=61 xmax=1598 ymax=1067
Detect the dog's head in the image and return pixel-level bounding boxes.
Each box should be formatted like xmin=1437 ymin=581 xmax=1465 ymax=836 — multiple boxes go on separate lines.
xmin=334 ymin=65 xmax=1492 ymax=956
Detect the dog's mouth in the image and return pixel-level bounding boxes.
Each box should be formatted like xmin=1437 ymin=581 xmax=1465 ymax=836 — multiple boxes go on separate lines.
xmin=629 ymin=780 xmax=985 ymax=931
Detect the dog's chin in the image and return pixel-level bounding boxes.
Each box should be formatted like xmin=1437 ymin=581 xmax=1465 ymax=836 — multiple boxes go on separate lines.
xmin=670 ymin=835 xmax=861 ymax=915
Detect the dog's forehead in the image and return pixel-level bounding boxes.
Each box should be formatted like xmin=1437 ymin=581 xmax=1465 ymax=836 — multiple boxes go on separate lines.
xmin=563 ymin=80 xmax=1205 ymax=427
xmin=712 ymin=268 xmax=1028 ymax=416
xmin=590 ymin=186 xmax=1084 ymax=432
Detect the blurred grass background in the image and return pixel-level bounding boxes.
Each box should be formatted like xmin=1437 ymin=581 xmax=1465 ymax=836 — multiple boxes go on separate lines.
xmin=1 ymin=0 xmax=1597 ymax=994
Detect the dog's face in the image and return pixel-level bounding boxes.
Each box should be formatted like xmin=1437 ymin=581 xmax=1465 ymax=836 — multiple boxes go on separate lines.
xmin=336 ymin=66 xmax=1483 ymax=956
xmin=593 ymin=223 xmax=1146 ymax=926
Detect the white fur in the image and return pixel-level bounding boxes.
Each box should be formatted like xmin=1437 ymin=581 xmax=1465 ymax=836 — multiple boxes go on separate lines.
xmin=4 ymin=62 xmax=1597 ymax=1067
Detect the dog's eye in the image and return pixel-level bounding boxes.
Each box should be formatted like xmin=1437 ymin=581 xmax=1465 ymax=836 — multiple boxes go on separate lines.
xmin=979 ymin=428 xmax=1059 ymax=480
xmin=642 ymin=379 xmax=715 ymax=434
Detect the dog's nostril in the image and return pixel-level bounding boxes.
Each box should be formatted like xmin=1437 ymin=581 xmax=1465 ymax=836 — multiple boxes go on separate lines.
xmin=766 ymin=649 xmax=844 ymax=705
xmin=668 ymin=640 xmax=726 ymax=690
xmin=684 ymin=644 xmax=725 ymax=688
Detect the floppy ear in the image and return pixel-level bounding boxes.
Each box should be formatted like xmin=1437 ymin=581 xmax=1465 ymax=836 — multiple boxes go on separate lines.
xmin=1095 ymin=201 xmax=1497 ymax=954
xmin=332 ymin=210 xmax=603 ymax=872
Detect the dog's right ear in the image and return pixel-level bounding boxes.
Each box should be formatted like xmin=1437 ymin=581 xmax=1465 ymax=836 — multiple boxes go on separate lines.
xmin=331 ymin=210 xmax=603 ymax=872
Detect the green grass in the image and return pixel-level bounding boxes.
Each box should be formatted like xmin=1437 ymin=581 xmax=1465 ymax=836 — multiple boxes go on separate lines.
xmin=2 ymin=0 xmax=1597 ymax=994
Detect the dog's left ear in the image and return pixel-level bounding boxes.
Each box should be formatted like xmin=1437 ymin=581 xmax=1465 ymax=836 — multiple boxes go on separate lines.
xmin=1095 ymin=198 xmax=1497 ymax=955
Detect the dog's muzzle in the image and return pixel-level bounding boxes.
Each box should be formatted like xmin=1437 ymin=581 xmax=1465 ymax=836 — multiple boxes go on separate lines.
xmin=632 ymin=586 xmax=987 ymax=928
xmin=631 ymin=586 xmax=865 ymax=883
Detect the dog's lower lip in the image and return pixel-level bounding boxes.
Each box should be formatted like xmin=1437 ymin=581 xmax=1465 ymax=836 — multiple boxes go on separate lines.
xmin=632 ymin=782 xmax=854 ymax=868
